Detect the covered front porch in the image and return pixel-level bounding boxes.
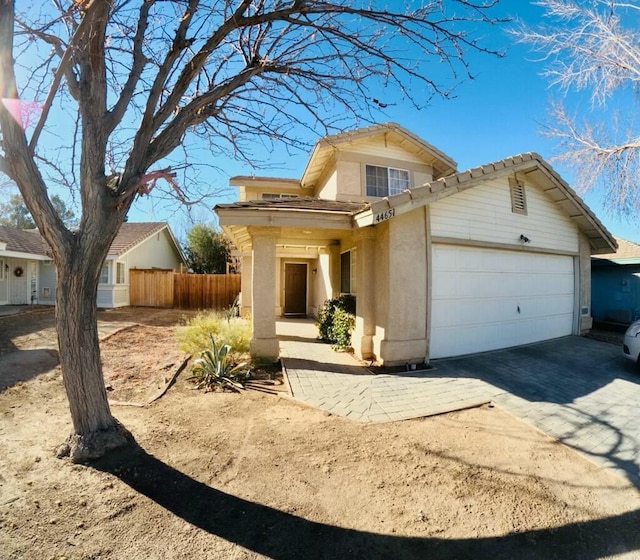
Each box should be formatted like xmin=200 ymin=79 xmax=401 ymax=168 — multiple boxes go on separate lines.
xmin=217 ymin=198 xmax=433 ymax=366
xmin=217 ymin=198 xmax=376 ymax=361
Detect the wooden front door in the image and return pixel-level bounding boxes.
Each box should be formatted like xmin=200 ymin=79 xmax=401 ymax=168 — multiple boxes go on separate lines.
xmin=284 ymin=263 xmax=307 ymax=315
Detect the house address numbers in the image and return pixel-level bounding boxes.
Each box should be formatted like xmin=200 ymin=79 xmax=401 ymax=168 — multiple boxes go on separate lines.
xmin=373 ymin=207 xmax=396 ymax=224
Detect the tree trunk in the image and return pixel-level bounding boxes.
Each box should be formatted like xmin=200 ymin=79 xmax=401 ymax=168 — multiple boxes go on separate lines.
xmin=54 ymin=248 xmax=133 ymax=462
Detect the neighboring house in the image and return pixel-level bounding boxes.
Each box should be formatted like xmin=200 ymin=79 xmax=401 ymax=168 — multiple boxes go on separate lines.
xmin=592 ymin=237 xmax=640 ymax=324
xmin=215 ymin=122 xmax=616 ymax=364
xmin=0 ymin=226 xmax=51 ymax=305
xmin=0 ymin=222 xmax=185 ymax=308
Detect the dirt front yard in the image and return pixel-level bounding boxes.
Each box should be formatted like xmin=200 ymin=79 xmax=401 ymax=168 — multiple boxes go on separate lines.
xmin=1 ymin=308 xmax=639 ymax=559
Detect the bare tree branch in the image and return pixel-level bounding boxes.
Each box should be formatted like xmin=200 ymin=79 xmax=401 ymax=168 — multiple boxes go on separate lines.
xmin=0 ymin=0 xmax=505 ymax=460
xmin=517 ymin=0 xmax=640 ymax=215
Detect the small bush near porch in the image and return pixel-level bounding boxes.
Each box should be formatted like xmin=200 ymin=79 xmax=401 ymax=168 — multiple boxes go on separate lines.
xmin=316 ymin=295 xmax=356 ymax=349
xmin=177 ymin=311 xmax=251 ymax=360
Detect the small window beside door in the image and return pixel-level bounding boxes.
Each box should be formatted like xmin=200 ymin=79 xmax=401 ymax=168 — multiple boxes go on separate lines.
xmin=340 ymin=251 xmax=354 ymax=294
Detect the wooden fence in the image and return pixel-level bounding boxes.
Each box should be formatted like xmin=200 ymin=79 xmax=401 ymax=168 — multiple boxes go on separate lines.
xmin=130 ymin=269 xmax=241 ymax=310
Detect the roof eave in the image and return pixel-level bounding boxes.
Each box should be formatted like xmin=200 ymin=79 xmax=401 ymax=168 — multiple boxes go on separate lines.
xmin=353 ymin=154 xmax=616 ymax=254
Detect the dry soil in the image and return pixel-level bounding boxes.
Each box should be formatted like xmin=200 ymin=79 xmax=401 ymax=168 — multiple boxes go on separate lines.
xmin=1 ymin=307 xmax=639 ymax=559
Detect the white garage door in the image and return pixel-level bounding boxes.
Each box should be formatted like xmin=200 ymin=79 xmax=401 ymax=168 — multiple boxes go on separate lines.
xmin=430 ymin=245 xmax=575 ymax=359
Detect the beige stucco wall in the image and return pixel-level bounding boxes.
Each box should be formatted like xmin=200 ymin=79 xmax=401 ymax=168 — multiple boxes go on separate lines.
xmin=578 ymin=233 xmax=593 ymax=334
xmin=315 ymin=142 xmax=435 ymax=203
xmin=315 ymin=168 xmax=338 ymax=200
xmin=312 ymin=252 xmax=332 ymax=316
xmin=372 ymin=208 xmax=429 ymax=365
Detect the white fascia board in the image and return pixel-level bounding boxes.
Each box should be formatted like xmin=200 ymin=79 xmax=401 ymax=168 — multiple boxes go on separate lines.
xmin=0 ymin=250 xmax=50 ymax=260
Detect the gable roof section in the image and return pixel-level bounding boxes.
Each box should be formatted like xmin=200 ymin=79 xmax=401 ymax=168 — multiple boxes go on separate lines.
xmin=354 ymin=152 xmax=616 ymax=255
xmin=0 ymin=226 xmax=49 ymax=258
xmin=593 ymin=237 xmax=640 ymax=264
xmin=300 ymin=122 xmax=458 ymax=189
xmin=107 ymin=222 xmax=184 ymax=261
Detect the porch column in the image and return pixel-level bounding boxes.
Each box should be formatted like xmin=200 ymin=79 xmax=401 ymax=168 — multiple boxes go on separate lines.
xmin=240 ymin=254 xmax=252 ymax=317
xmin=352 ymin=227 xmax=376 ymax=360
xmin=248 ymin=226 xmax=280 ymax=359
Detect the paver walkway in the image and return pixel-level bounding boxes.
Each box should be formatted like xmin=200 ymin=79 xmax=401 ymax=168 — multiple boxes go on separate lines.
xmin=279 ymin=319 xmax=640 ymax=487
xmin=278 ymin=319 xmax=499 ymax=422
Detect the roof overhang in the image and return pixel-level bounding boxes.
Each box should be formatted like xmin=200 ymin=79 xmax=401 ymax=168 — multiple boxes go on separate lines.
xmin=300 ymin=122 xmax=457 ymax=189
xmin=229 ymin=176 xmax=302 ymax=189
xmin=0 ymin=250 xmax=50 ymax=260
xmin=216 ymin=204 xmax=359 ymax=253
xmin=353 ymin=153 xmax=616 ymax=255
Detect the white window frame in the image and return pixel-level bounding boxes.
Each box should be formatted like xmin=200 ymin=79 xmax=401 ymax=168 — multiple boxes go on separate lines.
xmin=0 ymin=259 xmax=5 ymax=281
xmin=99 ymin=263 xmax=109 ymax=284
xmin=116 ymin=262 xmax=126 ymax=284
xmin=365 ymin=164 xmax=410 ymax=197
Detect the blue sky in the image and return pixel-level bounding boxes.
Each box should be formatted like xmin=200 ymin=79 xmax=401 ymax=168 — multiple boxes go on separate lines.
xmin=46 ymin=1 xmax=640 ymax=243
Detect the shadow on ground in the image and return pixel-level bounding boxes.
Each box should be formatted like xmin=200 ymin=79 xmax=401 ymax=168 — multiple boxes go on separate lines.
xmin=432 ymin=336 xmax=640 ymax=404
xmin=93 ymin=445 xmax=640 ymax=560
xmin=0 ymin=348 xmax=59 ymax=390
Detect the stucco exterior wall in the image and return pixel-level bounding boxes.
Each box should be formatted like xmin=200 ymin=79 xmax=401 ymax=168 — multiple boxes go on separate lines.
xmin=315 ymin=168 xmax=338 ymax=200
xmin=578 ymin=234 xmax=593 ymax=333
xmin=312 ymin=253 xmax=332 ymax=317
xmin=373 ymin=209 xmax=429 ymax=365
xmin=315 ymin=140 xmax=435 ymax=203
xmin=430 ymin=177 xmax=579 ymax=253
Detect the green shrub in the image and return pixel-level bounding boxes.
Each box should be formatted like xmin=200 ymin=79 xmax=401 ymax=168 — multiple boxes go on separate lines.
xmin=177 ymin=310 xmax=251 ymax=360
xmin=316 ymin=295 xmax=356 ymax=349
xmin=188 ymin=335 xmax=249 ymax=392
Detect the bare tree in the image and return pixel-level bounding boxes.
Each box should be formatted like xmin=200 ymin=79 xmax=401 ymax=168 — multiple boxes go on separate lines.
xmin=0 ymin=0 xmax=503 ymax=461
xmin=517 ymin=0 xmax=640 ymax=214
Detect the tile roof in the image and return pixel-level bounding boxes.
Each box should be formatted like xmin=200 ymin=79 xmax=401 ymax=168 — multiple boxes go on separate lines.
xmin=593 ymin=237 xmax=640 ymax=261
xmin=107 ymin=222 xmax=169 ymax=257
xmin=364 ymin=152 xmax=616 ymax=255
xmin=0 ymin=222 xmax=179 ymax=261
xmin=0 ymin=226 xmax=49 ymax=256
xmin=315 ymin=122 xmax=458 ymax=172
xmin=215 ymin=197 xmax=368 ymax=214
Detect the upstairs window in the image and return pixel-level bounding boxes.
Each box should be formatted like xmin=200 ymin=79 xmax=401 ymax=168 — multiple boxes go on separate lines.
xmin=365 ymin=165 xmax=410 ymax=197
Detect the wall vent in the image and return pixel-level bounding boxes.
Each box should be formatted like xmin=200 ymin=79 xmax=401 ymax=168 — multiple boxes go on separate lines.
xmin=509 ymin=177 xmax=527 ymax=215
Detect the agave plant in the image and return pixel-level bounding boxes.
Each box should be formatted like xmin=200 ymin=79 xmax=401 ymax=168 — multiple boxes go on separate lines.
xmin=189 ymin=335 xmax=249 ymax=392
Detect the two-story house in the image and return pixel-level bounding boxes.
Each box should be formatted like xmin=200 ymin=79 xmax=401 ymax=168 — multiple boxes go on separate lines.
xmin=215 ymin=123 xmax=616 ymax=365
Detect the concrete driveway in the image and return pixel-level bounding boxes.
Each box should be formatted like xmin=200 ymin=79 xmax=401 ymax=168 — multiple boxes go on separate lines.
xmin=281 ymin=321 xmax=640 ymax=487
xmin=435 ymin=336 xmax=640 ymax=487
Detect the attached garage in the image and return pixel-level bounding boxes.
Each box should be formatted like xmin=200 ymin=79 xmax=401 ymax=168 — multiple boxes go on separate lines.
xmin=430 ymin=245 xmax=576 ymax=359
xmin=217 ymin=123 xmax=617 ymax=365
